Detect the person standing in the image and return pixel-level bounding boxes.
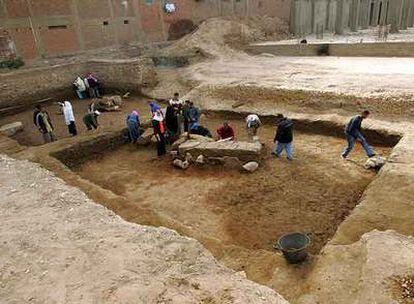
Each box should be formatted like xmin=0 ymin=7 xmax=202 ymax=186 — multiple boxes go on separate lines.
xmin=152 ymin=109 xmax=166 ymax=157
xmin=83 ymin=110 xmax=101 ymax=131
xmin=165 ymin=104 xmax=180 ymax=143
xmin=59 ymin=101 xmax=77 ymax=136
xmin=188 ymin=102 xmax=200 ymax=132
xmin=86 ymin=73 xmax=101 ymax=98
xmin=245 ymin=113 xmax=262 ymax=141
xmin=342 ymin=110 xmax=375 ymax=159
xmin=216 ymin=121 xmax=235 ymax=140
xmin=272 ymin=114 xmax=293 ymax=161
xmin=182 ymin=100 xmax=191 ymax=132
xmin=35 ymin=106 xmax=56 ymax=143
xmin=73 ymin=76 xmax=87 ymax=99
xmin=126 ymin=110 xmax=140 ymax=143
xmin=169 ymin=92 xmax=183 ymax=108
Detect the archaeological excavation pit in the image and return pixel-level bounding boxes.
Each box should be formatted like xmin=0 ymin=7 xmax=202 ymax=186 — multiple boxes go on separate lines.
xmin=45 ymin=108 xmax=396 ymax=297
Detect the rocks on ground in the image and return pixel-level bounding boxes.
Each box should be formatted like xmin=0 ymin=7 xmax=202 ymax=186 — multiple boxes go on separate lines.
xmin=0 ymin=121 xmax=23 ymax=136
xmin=94 ymin=95 xmax=123 ymax=112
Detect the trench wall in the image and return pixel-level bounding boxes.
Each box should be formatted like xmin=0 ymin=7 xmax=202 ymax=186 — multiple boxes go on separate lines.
xmin=0 ymin=57 xmax=156 ymax=112
xmin=205 ymin=109 xmax=401 ymax=146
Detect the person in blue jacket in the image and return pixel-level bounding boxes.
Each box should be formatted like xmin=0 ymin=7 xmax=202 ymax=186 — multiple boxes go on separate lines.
xmin=342 ymin=110 xmax=375 ymax=159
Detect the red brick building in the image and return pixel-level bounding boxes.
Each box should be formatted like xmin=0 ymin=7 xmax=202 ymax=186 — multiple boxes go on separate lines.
xmin=0 ymin=0 xmax=291 ymax=61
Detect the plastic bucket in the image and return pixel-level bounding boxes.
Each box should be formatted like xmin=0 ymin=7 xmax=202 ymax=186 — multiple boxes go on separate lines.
xmin=273 ymin=232 xmax=311 ymax=264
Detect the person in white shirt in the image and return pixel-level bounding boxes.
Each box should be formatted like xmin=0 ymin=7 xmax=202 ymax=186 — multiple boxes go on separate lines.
xmin=245 ymin=114 xmax=261 ymax=141
xmin=169 ymin=92 xmax=183 ymax=108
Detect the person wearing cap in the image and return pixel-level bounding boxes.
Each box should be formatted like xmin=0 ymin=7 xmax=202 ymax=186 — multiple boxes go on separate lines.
xmin=83 ymin=110 xmax=101 ymax=130
xmin=245 ymin=113 xmax=261 ymax=141
xmin=272 ymin=114 xmax=294 ymax=161
xmin=342 ymin=110 xmax=375 ymax=159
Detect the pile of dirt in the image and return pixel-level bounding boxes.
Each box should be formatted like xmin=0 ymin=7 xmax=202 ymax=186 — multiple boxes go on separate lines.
xmin=161 ymin=17 xmax=290 ymax=59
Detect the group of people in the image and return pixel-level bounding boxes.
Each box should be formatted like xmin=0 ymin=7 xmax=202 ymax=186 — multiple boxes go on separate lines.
xmin=73 ymin=73 xmax=101 ymax=100
xmin=34 ymin=89 xmax=376 ymax=162
xmin=33 ymin=101 xmax=101 ymax=143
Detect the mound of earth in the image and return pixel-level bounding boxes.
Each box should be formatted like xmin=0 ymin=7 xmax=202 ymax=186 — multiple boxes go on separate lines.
xmin=298 ymin=230 xmax=414 ymax=304
xmin=162 ymin=16 xmax=290 ymax=59
xmin=0 ymin=155 xmax=288 ymax=304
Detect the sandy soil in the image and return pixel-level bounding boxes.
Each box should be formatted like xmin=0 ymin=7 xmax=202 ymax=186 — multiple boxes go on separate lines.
xmin=73 ymin=116 xmax=391 ymax=255
xmin=0 ymin=155 xmax=289 ymax=304
xmin=187 ymin=55 xmax=414 ymax=99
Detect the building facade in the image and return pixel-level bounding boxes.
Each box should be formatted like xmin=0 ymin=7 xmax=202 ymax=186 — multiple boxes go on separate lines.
xmin=0 ymin=0 xmax=291 ymax=60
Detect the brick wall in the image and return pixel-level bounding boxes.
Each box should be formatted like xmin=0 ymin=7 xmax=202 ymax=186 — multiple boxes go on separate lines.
xmin=1 ymin=0 xmax=292 ymax=60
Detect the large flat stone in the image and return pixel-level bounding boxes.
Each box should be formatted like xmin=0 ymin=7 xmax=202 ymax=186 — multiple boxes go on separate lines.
xmin=179 ymin=139 xmax=262 ymax=162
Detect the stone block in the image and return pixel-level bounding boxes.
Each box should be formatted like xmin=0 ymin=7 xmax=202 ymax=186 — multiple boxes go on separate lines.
xmin=179 ymin=140 xmax=262 ymax=162
xmin=0 ymin=122 xmax=23 ymax=136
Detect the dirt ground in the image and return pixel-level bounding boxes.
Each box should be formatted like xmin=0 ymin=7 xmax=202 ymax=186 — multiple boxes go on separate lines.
xmin=187 ymin=54 xmax=414 ymax=101
xmin=0 ymin=97 xmax=156 ymax=146
xmin=72 ymin=116 xmax=391 ymax=255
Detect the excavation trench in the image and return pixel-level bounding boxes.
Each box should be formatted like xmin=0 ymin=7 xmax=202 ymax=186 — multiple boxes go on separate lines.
xmin=48 ymin=109 xmax=395 ymax=301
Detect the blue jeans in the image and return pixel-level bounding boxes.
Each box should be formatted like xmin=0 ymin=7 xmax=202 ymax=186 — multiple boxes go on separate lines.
xmin=274 ymin=141 xmax=293 ymax=160
xmin=342 ymin=133 xmax=374 ymax=158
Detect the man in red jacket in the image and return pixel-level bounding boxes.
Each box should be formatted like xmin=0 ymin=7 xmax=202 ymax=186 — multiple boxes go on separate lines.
xmin=216 ymin=121 xmax=235 ymax=140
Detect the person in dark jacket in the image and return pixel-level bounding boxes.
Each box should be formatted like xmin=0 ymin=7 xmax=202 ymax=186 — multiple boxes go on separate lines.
xmin=33 ymin=105 xmax=41 ymax=127
xmin=165 ymin=104 xmax=180 ymax=142
xmin=152 ymin=109 xmax=166 ymax=156
xmin=342 ymin=110 xmax=375 ymax=159
xmin=182 ymin=100 xmax=191 ymax=132
xmin=35 ymin=106 xmax=56 ymax=143
xmin=272 ymin=114 xmax=293 ymax=160
xmin=191 ymin=125 xmax=212 ymax=138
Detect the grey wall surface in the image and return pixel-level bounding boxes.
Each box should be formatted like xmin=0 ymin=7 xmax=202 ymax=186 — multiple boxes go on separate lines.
xmin=290 ymin=0 xmax=414 ymax=36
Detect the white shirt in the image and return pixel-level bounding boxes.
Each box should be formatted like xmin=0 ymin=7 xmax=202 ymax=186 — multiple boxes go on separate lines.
xmin=169 ymin=98 xmax=183 ymax=106
xmin=246 ymin=114 xmax=261 ymax=127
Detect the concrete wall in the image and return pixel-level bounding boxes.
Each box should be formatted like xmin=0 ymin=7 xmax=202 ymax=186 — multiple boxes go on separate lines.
xmin=246 ymin=40 xmax=414 ymax=56
xmin=0 ymin=0 xmax=292 ymax=61
xmin=0 ymin=57 xmax=156 ymax=111
xmin=290 ymin=0 xmax=414 ymax=36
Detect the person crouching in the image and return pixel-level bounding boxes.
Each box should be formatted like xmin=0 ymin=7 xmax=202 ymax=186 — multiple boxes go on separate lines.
xmin=83 ymin=110 xmax=101 ymax=131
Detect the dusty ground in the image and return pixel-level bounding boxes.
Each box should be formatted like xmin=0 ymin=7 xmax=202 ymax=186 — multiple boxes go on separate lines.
xmin=73 ymin=116 xmax=391 ymax=255
xmin=0 ymin=97 xmax=155 ymax=146
xmin=186 ymin=55 xmax=414 ymax=100
xmin=0 ymin=155 xmax=289 ymax=304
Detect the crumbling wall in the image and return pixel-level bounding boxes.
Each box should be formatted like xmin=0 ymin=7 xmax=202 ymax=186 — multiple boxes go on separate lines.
xmin=0 ymin=57 xmax=156 ymax=111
